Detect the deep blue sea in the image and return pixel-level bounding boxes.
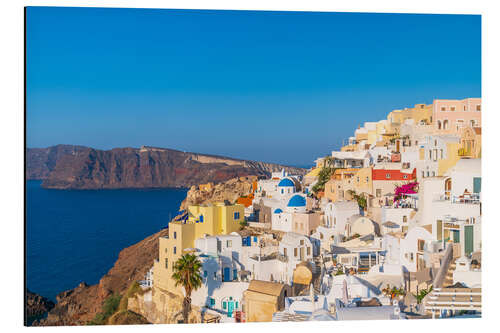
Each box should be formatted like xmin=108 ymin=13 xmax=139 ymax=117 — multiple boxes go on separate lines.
xmin=26 ymin=180 xmax=187 ymax=301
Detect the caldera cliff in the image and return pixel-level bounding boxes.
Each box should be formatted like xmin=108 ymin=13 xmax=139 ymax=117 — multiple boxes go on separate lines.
xmin=27 ymin=145 xmax=305 ymax=189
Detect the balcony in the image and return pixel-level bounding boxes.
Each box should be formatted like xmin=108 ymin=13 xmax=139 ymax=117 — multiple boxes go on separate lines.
xmin=438 ymin=193 xmax=480 ymax=204
xmin=458 ymin=148 xmax=473 ymax=157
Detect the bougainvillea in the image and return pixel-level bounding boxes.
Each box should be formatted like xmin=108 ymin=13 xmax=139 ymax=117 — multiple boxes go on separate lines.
xmin=394 ymin=181 xmax=419 ymax=203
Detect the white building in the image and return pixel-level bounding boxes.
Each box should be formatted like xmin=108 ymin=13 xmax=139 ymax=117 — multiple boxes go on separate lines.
xmin=453 ymin=256 xmax=481 ymax=288
xmin=323 ymin=201 xmax=360 ymax=232
xmin=399 ymin=226 xmax=434 ymax=273
xmin=192 ymin=233 xmax=249 ymax=320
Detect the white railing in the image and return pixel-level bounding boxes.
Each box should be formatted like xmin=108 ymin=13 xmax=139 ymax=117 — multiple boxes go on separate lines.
xmin=438 ymin=194 xmax=480 ymax=204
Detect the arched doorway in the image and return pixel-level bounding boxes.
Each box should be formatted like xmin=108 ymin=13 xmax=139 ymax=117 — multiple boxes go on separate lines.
xmin=445 ymin=178 xmax=452 ymax=199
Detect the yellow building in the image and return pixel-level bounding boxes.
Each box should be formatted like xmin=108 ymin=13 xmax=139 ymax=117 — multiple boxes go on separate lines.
xmin=437 ymin=142 xmax=461 ymax=176
xmin=353 ymin=167 xmax=373 ymax=196
xmin=153 ymin=202 xmax=245 ymax=296
xmin=387 ymin=103 xmax=432 ymax=125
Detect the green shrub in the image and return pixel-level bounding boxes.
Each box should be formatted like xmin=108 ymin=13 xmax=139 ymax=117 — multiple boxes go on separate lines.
xmin=87 ymin=293 xmax=122 ymax=325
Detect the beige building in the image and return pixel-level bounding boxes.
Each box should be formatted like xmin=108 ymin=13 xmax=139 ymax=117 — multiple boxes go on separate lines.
xmin=243 ymin=280 xmax=291 ymax=322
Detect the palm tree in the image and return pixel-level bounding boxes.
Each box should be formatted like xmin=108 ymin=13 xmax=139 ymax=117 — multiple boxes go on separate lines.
xmin=172 ymin=253 xmax=203 ymax=324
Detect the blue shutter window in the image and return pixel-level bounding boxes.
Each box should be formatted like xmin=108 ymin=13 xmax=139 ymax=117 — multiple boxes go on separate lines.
xmin=210 ymin=298 xmax=215 ymax=306
xmin=233 ymin=269 xmax=237 ymax=280
xmin=223 ymin=301 xmax=227 ymax=310
xmin=204 ymin=270 xmax=207 ymax=278
xmin=253 ymin=236 xmax=257 ymax=242
xmin=200 ymin=215 xmax=204 ymax=223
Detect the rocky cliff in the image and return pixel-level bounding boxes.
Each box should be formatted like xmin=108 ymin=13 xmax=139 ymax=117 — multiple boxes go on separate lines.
xmin=32 ymin=175 xmax=257 ymax=326
xmin=34 ymin=227 xmax=171 ymax=326
xmin=180 ymin=176 xmax=257 ymax=210
xmin=26 ymin=290 xmax=55 ymax=323
xmin=27 ymin=145 xmax=305 ymax=189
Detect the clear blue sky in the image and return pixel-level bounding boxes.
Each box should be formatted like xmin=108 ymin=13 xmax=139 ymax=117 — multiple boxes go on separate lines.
xmin=26 ymin=7 xmax=481 ymax=166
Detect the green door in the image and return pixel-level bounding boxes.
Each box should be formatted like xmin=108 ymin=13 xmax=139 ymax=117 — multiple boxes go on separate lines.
xmin=473 ymin=177 xmax=481 ymax=194
xmin=465 ymin=225 xmax=474 ymax=255
xmin=452 ymin=230 xmax=460 ymax=243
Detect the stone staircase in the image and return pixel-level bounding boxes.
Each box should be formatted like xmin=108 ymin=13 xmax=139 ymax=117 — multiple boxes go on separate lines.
xmin=442 ymin=259 xmax=457 ymax=288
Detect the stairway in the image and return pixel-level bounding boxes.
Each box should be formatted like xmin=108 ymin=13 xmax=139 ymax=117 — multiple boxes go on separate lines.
xmin=442 ymin=259 xmax=457 ymax=288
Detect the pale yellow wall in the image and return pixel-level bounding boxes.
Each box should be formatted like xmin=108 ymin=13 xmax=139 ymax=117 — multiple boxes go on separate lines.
xmin=367 ymin=130 xmax=377 ymax=145
xmin=438 ymin=142 xmax=460 ymax=176
xmin=243 ymin=291 xmax=278 ymax=322
xmin=353 ymin=167 xmax=373 ymax=195
xmin=419 ymin=148 xmax=425 ymax=160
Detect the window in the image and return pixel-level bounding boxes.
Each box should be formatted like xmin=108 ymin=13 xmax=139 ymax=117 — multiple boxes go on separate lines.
xmin=386 ymin=173 xmax=391 ymax=179
xmin=300 ymin=239 xmax=304 ymax=246
xmin=294 ymin=248 xmax=298 ymax=257
xmin=432 ymin=171 xmax=435 ymax=177
xmin=165 ymin=258 xmax=168 ymax=268
xmin=210 ymin=298 xmax=215 ymax=306
xmin=204 ymin=270 xmax=208 ymax=277
xmin=403 ymin=216 xmax=407 ymax=223
xmin=451 ymin=106 xmax=456 ymax=111
xmin=410 ymin=253 xmax=414 ymax=262
xmin=173 ymin=231 xmax=177 ymax=239
xmin=222 ymin=301 xmax=227 ymax=310
xmin=403 ymin=175 xmax=408 ymax=179
xmin=376 ymin=189 xmax=382 ymax=197
xmin=418 ymin=239 xmax=425 ymax=252
xmin=173 ymin=246 xmax=176 ymax=254
xmin=366 ymin=176 xmax=369 ymax=182
xmin=428 ymin=150 xmax=432 ymax=160
xmin=464 ymin=105 xmax=467 ymax=111
xmin=234 ymin=212 xmax=240 ymax=220
xmin=441 ymin=106 xmax=446 ymax=111
xmin=283 ymin=248 xmax=287 ymax=257
xmin=357 ymin=177 xmax=360 ymax=183
xmin=421 ymin=171 xmax=425 ymax=178
xmin=227 ymin=240 xmax=232 ymax=248
xmin=476 ymin=104 xmax=481 ymax=111
xmin=334 ymin=217 xmax=337 ymax=226
xmin=199 ymin=215 xmax=204 ymax=223
xmin=307 ymin=247 xmax=311 ymax=255
xmin=440 ymin=149 xmax=444 ymax=159
xmin=214 ymin=272 xmax=217 ymax=278
xmin=165 ymin=247 xmax=168 ymax=253
xmin=470 ymin=120 xmax=476 ymax=127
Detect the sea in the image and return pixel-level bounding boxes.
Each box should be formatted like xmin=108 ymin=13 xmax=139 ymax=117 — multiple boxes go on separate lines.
xmin=26 ymin=180 xmax=188 ymax=302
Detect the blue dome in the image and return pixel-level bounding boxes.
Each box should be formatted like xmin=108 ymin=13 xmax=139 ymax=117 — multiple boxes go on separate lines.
xmin=274 ymin=208 xmax=283 ymax=214
xmin=287 ymin=194 xmax=306 ymax=207
xmin=278 ymin=178 xmax=295 ymax=187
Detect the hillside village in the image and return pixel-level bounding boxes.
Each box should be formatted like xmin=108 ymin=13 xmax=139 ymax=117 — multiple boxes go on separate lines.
xmin=131 ymin=98 xmax=482 ymax=323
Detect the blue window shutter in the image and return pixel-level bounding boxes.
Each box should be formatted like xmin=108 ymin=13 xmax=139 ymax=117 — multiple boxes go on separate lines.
xmin=223 ymin=301 xmax=227 ymax=309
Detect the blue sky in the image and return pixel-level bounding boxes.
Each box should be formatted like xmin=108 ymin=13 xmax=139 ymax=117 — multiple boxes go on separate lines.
xmin=26 ymin=7 xmax=481 ymax=166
